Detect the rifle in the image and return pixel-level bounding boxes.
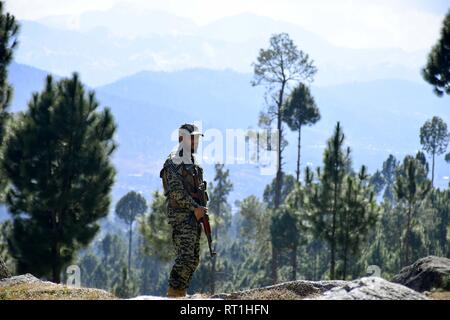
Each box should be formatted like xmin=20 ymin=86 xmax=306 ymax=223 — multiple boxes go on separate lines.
xmin=199 ymin=213 xmax=216 ymax=257
xmin=193 ymin=176 xmax=216 ymax=258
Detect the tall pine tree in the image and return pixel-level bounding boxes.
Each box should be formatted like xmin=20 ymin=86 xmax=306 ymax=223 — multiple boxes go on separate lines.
xmin=310 ymin=122 xmax=351 ymax=279
xmin=0 ymin=1 xmax=18 ymax=279
xmin=419 ymin=116 xmax=449 ymax=187
xmin=282 ymin=83 xmax=321 ymax=182
xmin=115 ymin=191 xmax=148 ymax=275
xmin=394 ymin=154 xmax=431 ymax=265
xmin=207 ymin=163 xmax=233 ymax=294
xmin=3 ymin=74 xmax=117 ymax=282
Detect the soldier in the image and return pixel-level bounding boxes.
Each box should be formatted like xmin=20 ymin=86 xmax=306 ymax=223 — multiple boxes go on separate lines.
xmin=160 ymin=123 xmax=209 ymax=298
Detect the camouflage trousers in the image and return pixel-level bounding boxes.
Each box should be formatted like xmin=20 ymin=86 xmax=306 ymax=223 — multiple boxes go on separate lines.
xmin=167 ymin=208 xmax=201 ymax=291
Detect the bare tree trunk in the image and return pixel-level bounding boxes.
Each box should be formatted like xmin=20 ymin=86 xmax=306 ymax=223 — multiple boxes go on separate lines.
xmin=405 ymin=203 xmax=412 ymax=265
xmin=291 ymin=243 xmax=298 ymax=280
xmin=330 ymin=183 xmax=338 ymax=280
xmin=211 ymin=256 xmax=216 ymax=294
xmin=271 ymin=246 xmax=278 ymax=284
xmin=271 ymin=81 xmax=286 ymax=285
xmin=431 ymin=152 xmax=435 ymax=187
xmin=52 ymin=241 xmax=61 ymax=283
xmin=296 ymin=125 xmax=302 ymax=182
xmin=274 ymin=82 xmax=286 ymax=209
xmin=128 ymin=221 xmax=133 ymax=275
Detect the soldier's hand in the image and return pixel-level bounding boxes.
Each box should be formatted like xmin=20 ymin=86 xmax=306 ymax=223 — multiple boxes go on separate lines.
xmin=194 ymin=206 xmax=208 ymax=221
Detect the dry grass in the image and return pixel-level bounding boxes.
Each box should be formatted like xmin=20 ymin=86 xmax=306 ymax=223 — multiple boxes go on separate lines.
xmin=0 ymin=281 xmax=117 ymax=300
xmin=214 ymin=288 xmax=320 ymax=300
xmin=425 ymin=290 xmax=450 ymax=300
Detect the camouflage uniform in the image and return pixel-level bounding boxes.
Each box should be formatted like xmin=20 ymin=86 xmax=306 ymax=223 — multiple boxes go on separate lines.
xmin=160 ymin=126 xmax=206 ymax=292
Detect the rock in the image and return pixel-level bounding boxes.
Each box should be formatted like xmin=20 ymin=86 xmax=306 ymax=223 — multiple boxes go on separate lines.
xmin=0 ymin=273 xmax=117 ymax=300
xmin=212 ymin=277 xmax=426 ymax=300
xmin=130 ymin=293 xmax=221 ymax=300
xmin=392 ymin=256 xmax=450 ymax=292
xmin=0 ymin=257 xmax=10 ymax=280
xmin=312 ymin=277 xmax=427 ymax=300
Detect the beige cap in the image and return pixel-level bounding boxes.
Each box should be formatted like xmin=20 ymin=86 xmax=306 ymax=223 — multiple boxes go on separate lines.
xmin=179 ymin=123 xmax=204 ymax=136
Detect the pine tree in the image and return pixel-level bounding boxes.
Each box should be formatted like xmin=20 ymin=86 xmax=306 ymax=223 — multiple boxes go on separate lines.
xmin=282 ymin=83 xmax=321 ymax=182
xmin=0 ymin=0 xmax=19 ymax=155
xmin=252 ymin=32 xmax=317 ymax=211
xmin=395 ymin=154 xmax=431 ymax=265
xmin=115 ymin=191 xmax=147 ymax=275
xmin=207 ymin=163 xmax=233 ymax=294
xmin=262 ymin=173 xmax=296 ymax=282
xmin=0 ymin=1 xmax=19 ymax=279
xmin=338 ymin=166 xmax=378 ymax=279
xmin=270 ymin=208 xmax=299 ymax=281
xmin=419 ymin=116 xmax=449 ymax=186
xmin=3 ymin=73 xmax=117 ymax=282
xmin=381 ymin=155 xmax=400 ymax=202
xmin=310 ymin=122 xmax=351 ymax=279
xmin=251 ymin=32 xmax=318 ymax=283
xmin=422 ymin=10 xmax=450 ymax=97
xmin=0 ymin=1 xmax=19 ymax=216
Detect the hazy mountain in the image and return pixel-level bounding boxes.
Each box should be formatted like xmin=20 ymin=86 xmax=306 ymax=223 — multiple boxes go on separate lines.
xmin=97 ymin=68 xmax=450 ymax=190
xmin=15 ymin=12 xmax=428 ymax=87
xmin=37 ymin=4 xmax=199 ymax=38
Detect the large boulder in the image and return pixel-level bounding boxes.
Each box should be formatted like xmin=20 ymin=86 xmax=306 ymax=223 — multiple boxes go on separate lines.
xmin=0 ymin=257 xmax=10 ymax=280
xmin=392 ymin=256 xmax=450 ymax=292
xmin=0 ymin=273 xmax=117 ymax=300
xmin=211 ymin=277 xmax=427 ymax=300
xmin=314 ymin=277 xmax=427 ymax=300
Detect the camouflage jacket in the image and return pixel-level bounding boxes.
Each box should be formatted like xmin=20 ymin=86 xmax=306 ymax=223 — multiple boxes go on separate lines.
xmin=160 ymin=150 xmax=204 ymax=212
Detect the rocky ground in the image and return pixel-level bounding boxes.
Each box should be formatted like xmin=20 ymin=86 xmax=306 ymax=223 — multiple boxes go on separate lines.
xmin=207 ymin=277 xmax=428 ymax=300
xmin=1 ymin=256 xmax=449 ymax=300
xmin=0 ymin=274 xmax=116 ymax=300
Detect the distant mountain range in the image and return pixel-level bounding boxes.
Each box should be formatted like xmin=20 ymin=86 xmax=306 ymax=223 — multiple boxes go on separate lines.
xmin=14 ymin=10 xmax=428 ymax=87
xmin=2 ymin=61 xmax=449 ymax=222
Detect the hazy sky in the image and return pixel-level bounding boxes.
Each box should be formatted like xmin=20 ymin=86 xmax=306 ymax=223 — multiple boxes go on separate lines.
xmin=5 ymin=0 xmax=449 ymax=51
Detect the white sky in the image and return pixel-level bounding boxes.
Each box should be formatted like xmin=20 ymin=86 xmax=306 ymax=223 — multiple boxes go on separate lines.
xmin=4 ymin=0 xmax=449 ymax=51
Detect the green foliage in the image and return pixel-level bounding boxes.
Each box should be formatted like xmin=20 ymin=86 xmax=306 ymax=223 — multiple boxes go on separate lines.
xmin=2 ymin=73 xmax=117 ymax=282
xmin=0 ymin=2 xmax=19 ymax=203
xmin=395 ymin=154 xmax=432 ymax=265
xmin=422 ymin=10 xmax=450 ymax=97
xmin=208 ymin=163 xmax=233 ymax=237
xmin=305 ymin=122 xmax=378 ymax=279
xmin=78 ymin=233 xmax=127 ymax=290
xmin=114 ymin=266 xmax=138 ymax=298
xmin=0 ymin=220 xmax=13 ymax=274
xmin=139 ymin=191 xmax=173 ymax=262
xmin=263 ymin=173 xmax=297 ymax=209
xmin=115 ymin=191 xmax=147 ymax=225
xmin=237 ymin=195 xmax=268 ymax=242
xmin=0 ymin=1 xmax=19 ymax=146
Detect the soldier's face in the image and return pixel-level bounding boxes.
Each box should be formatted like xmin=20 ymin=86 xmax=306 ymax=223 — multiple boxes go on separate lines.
xmin=191 ymin=135 xmax=199 ymax=153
